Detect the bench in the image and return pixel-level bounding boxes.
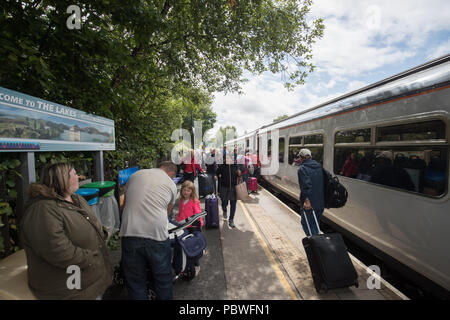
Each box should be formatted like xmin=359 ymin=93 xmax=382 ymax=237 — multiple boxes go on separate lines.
xmin=0 ymin=250 xmax=37 ymax=300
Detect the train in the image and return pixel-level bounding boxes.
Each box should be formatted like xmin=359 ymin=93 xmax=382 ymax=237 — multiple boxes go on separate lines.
xmin=226 ymin=54 xmax=450 ymax=297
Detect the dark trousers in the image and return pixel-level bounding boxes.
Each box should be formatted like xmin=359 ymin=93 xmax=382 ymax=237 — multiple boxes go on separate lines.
xmin=207 ymin=173 xmax=217 ymax=194
xmin=121 ymin=237 xmax=173 ymax=300
xmin=183 ymin=172 xmax=195 ymax=182
xmin=221 ymin=199 xmax=237 ymax=221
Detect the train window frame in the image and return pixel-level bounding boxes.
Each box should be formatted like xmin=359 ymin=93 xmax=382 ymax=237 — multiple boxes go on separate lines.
xmin=288 ymin=132 xmax=325 ymax=165
xmin=289 ymin=135 xmax=303 ymax=146
xmin=333 ymin=119 xmax=449 ymax=199
xmin=335 ymin=127 xmax=372 ymax=145
xmin=333 ymin=146 xmax=448 ymax=199
xmin=279 ymin=137 xmax=285 ymax=163
xmin=375 ymin=119 xmax=448 ymax=146
xmin=268 ymin=138 xmax=272 ymax=157
xmin=304 ymin=134 xmax=324 ymax=145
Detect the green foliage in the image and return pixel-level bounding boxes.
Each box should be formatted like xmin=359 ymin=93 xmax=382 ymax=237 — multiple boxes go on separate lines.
xmin=0 ymin=1 xmax=323 ymax=166
xmin=0 ymin=0 xmax=324 ymax=258
xmin=273 ymin=114 xmax=290 ymax=123
xmin=213 ymin=126 xmax=238 ymax=148
xmin=0 ymin=154 xmax=22 ymax=257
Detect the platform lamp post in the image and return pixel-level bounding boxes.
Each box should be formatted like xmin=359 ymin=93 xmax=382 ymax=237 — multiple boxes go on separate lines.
xmin=191 ymin=111 xmax=195 ymax=151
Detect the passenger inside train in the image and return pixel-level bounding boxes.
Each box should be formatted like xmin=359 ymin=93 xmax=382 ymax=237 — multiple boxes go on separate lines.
xmin=334 ymin=149 xmax=446 ymax=196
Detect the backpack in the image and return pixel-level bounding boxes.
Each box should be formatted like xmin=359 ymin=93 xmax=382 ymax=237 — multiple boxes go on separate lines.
xmin=322 ymin=168 xmax=348 ymax=209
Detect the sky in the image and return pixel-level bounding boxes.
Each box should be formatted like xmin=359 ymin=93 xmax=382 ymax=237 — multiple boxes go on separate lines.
xmin=209 ymin=0 xmax=450 ymax=139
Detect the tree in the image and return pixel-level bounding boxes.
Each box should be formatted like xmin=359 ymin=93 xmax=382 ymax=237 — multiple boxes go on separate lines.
xmin=213 ymin=126 xmax=238 ymax=148
xmin=178 ymin=87 xmax=217 ymax=140
xmin=0 ymin=0 xmax=324 ymax=164
xmin=273 ymin=114 xmax=290 ymax=123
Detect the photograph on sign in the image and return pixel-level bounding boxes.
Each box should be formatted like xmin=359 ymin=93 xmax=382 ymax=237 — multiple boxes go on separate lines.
xmin=0 ymin=87 xmax=115 ymax=152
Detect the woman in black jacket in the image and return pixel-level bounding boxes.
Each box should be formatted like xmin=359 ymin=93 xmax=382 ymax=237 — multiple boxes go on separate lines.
xmin=217 ymin=154 xmax=241 ymax=228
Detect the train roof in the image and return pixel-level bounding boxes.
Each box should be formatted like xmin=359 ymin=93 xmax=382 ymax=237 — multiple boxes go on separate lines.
xmin=236 ymin=54 xmax=450 ymax=138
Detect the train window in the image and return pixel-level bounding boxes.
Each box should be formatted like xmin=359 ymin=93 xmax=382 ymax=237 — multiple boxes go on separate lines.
xmin=304 ymin=134 xmax=323 ymax=145
xmin=288 ymin=146 xmax=324 ymax=165
xmin=309 ymin=147 xmax=324 ymax=165
xmin=335 ymin=128 xmax=371 ymax=144
xmin=288 ymin=146 xmax=301 ymax=165
xmin=268 ymin=139 xmax=272 ymax=157
xmin=279 ymin=138 xmax=285 ymax=163
xmin=334 ymin=146 xmax=448 ymax=197
xmin=377 ymin=120 xmax=446 ymax=142
xmin=289 ymin=136 xmax=303 ymax=145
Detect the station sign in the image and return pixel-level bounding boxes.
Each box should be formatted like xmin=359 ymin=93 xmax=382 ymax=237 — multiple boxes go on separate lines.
xmin=0 ymin=86 xmax=115 ymax=152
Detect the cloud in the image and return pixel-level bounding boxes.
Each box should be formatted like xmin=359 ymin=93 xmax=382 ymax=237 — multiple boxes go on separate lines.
xmin=310 ymin=0 xmax=450 ymax=73
xmin=427 ymin=40 xmax=450 ymax=60
xmin=208 ymin=0 xmax=450 ymax=141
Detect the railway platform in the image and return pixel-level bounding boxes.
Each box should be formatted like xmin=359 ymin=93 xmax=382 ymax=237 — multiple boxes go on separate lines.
xmin=146 ymin=186 xmax=408 ymax=300
xmin=0 ymin=186 xmax=409 ymax=301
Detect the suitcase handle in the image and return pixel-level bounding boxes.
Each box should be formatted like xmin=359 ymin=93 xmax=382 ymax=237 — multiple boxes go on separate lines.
xmin=303 ymin=209 xmax=322 ymax=237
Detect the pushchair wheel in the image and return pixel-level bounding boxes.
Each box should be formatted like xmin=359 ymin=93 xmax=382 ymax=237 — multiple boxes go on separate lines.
xmin=180 ymin=266 xmax=196 ymax=281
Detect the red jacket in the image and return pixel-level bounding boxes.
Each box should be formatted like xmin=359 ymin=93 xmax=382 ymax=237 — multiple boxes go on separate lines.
xmin=341 ymin=157 xmax=360 ymax=177
xmin=181 ymin=156 xmax=204 ymax=176
xmin=177 ymin=198 xmax=203 ymax=228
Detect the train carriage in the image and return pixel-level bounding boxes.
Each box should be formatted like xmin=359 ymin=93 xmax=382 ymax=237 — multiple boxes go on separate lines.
xmin=229 ymin=54 xmax=450 ymax=296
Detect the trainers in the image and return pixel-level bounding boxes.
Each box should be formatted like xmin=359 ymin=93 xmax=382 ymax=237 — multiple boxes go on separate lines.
xmin=229 ymin=220 xmax=236 ymax=228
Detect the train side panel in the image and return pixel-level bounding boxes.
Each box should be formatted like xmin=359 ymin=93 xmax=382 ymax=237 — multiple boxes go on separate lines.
xmin=262 ymin=86 xmax=450 ymax=291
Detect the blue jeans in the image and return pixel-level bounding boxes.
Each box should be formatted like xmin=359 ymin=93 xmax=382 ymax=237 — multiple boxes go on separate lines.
xmin=222 ymin=200 xmax=237 ymax=222
xmin=121 ymin=237 xmax=173 ymax=300
xmin=301 ymin=208 xmax=324 ymax=237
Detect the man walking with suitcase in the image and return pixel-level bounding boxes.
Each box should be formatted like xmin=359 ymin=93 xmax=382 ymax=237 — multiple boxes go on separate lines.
xmin=297 ymin=149 xmax=324 ymax=236
xmin=297 ymin=150 xmax=358 ymax=293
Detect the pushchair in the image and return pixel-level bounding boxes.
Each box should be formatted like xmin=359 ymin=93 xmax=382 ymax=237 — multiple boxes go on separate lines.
xmin=109 ymin=211 xmax=207 ymax=300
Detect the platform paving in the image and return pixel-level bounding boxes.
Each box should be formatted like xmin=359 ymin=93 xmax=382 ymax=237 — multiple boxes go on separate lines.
xmin=106 ymin=186 xmax=407 ymax=300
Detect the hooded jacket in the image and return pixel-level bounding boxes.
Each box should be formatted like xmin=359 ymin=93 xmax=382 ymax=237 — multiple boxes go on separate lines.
xmin=297 ymin=159 xmax=325 ymax=211
xmin=20 ymin=183 xmax=113 ymax=300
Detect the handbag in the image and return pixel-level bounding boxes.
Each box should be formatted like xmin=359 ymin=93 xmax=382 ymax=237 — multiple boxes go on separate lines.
xmin=178 ymin=229 xmax=207 ymax=258
xmin=235 ymin=177 xmax=249 ymax=200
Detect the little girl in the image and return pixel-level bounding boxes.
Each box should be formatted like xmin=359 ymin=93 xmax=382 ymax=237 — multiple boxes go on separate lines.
xmin=176 ymin=180 xmax=203 ymax=275
xmin=177 ymin=180 xmax=203 ymax=228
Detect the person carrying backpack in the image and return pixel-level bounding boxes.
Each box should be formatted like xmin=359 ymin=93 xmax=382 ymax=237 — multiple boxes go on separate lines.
xmin=297 ymin=149 xmax=325 ymax=236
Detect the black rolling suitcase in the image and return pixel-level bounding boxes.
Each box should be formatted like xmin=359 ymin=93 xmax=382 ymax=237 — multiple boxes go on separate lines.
xmin=301 ymin=210 xmax=358 ymax=293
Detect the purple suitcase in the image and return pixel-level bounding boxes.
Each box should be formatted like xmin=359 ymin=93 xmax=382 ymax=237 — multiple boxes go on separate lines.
xmin=205 ymin=196 xmax=219 ymax=228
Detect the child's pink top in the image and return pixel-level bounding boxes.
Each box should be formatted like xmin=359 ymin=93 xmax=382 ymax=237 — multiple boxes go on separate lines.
xmin=177 ymin=198 xmax=203 ymax=228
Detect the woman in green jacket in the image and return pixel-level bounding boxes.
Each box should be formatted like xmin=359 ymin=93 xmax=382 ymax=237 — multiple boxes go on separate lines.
xmin=20 ymin=163 xmax=113 ymax=300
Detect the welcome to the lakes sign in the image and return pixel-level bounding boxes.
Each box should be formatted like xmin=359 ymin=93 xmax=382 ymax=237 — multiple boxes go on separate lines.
xmin=0 ymin=86 xmax=115 ymax=152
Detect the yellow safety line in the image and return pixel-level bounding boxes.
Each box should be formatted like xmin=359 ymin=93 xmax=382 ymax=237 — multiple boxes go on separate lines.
xmin=238 ymin=200 xmax=299 ymax=300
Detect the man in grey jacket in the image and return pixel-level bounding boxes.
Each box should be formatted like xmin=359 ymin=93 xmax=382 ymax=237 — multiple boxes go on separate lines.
xmin=297 ymin=149 xmax=325 ymax=236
